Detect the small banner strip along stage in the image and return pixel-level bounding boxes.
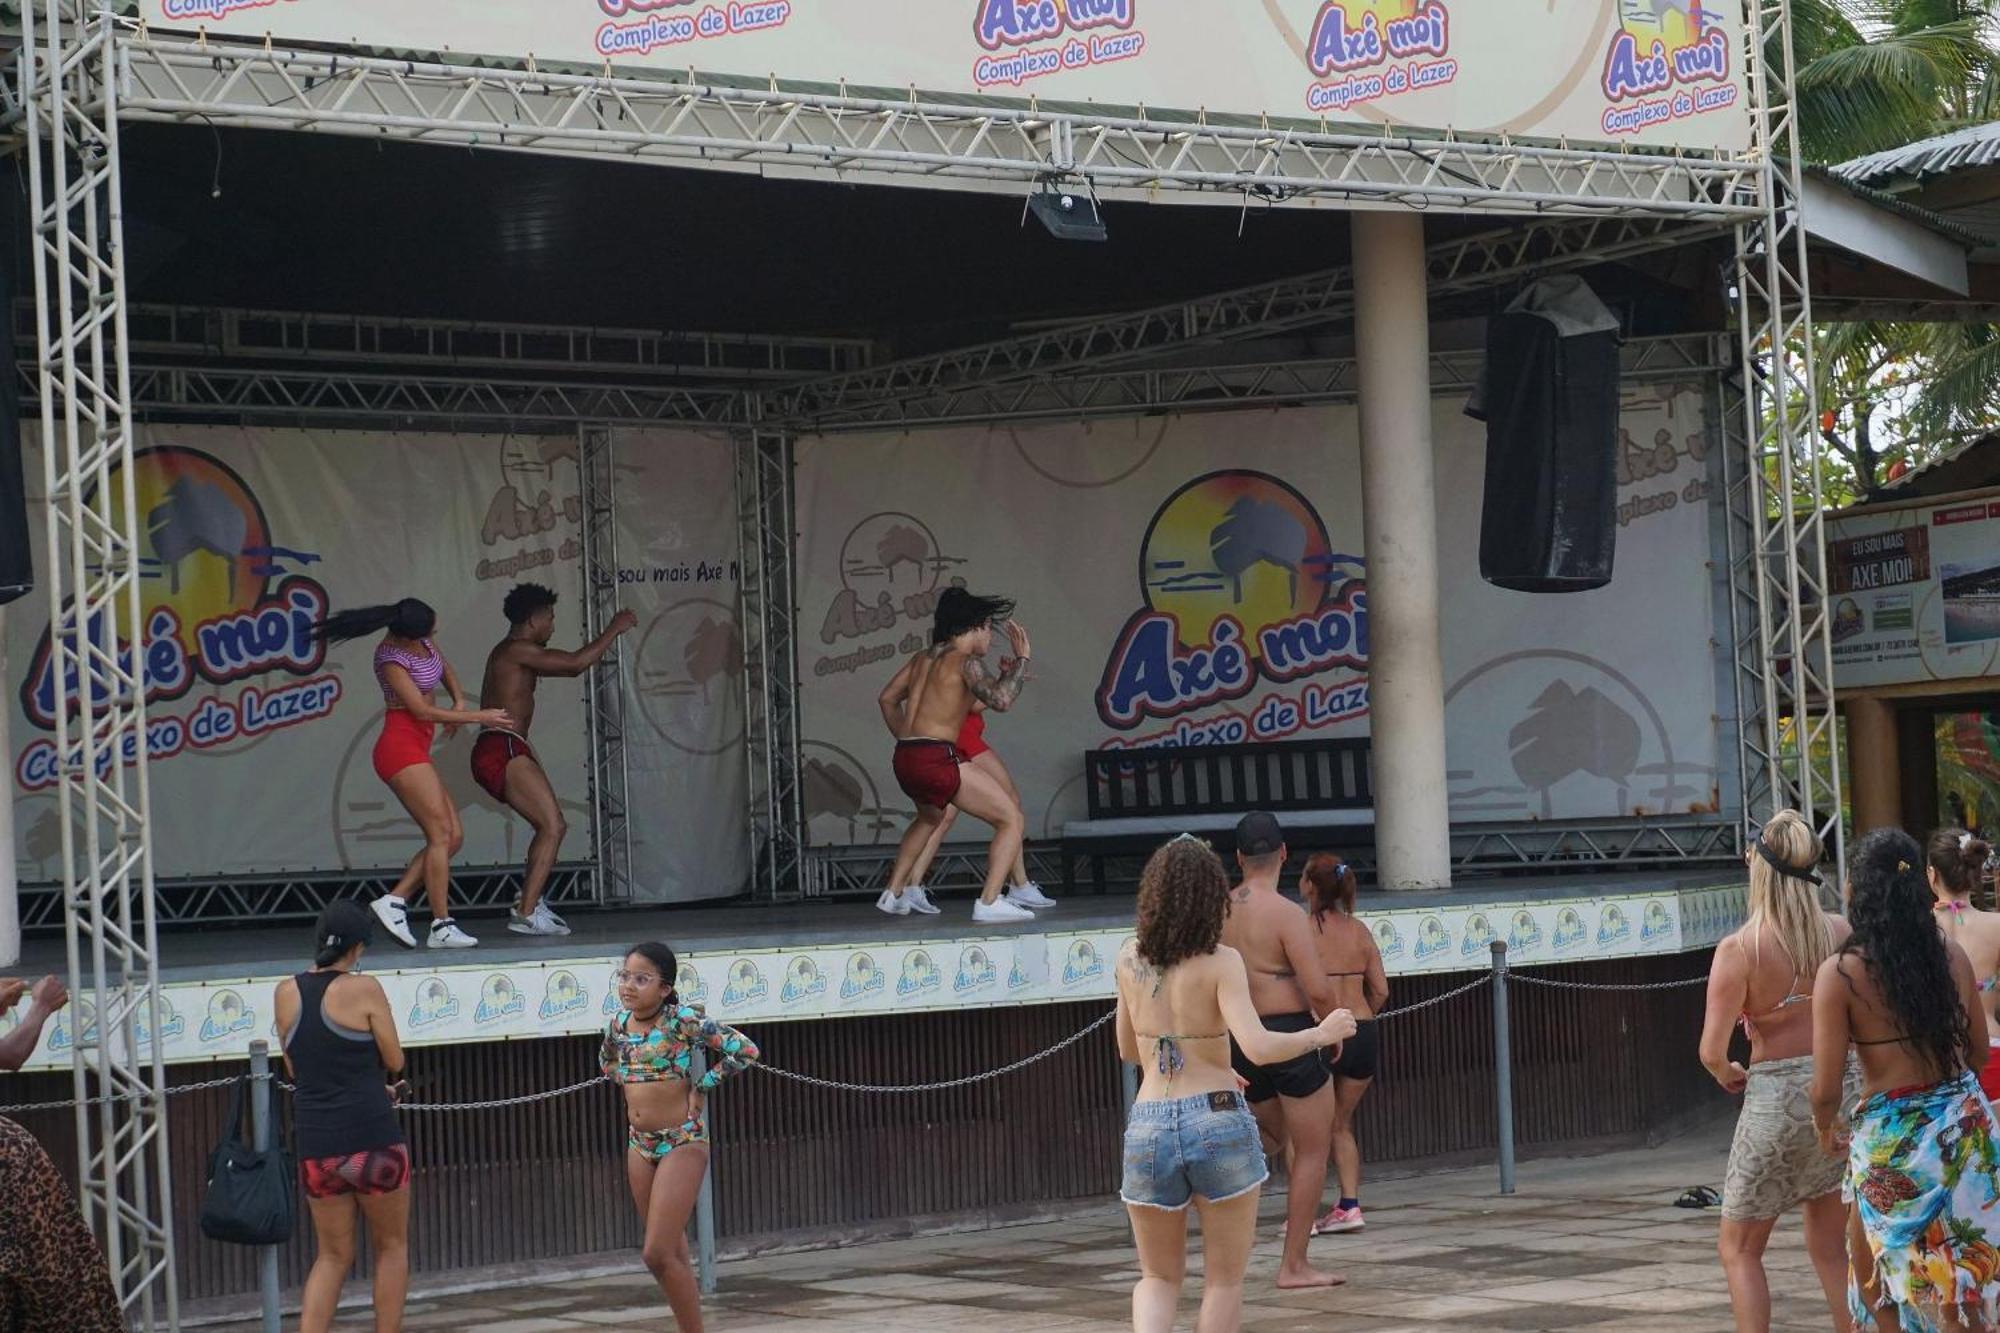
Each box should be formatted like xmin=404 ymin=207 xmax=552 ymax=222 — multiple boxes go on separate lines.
xmin=3 ymin=884 xmax=1745 ymax=1071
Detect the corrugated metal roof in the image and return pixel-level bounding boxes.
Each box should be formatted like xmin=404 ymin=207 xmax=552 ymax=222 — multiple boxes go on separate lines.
xmin=1836 ymin=122 xmax=2000 ymax=186
xmin=1802 ymin=163 xmax=2000 ymax=250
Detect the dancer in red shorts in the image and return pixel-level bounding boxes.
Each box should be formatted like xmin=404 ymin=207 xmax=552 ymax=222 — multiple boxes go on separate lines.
xmin=877 ymin=589 xmax=1034 ymax=924
xmin=318 ymin=599 xmax=510 ymax=950
xmin=274 ymin=900 xmax=414 ymax=1333
xmin=880 ymin=695 xmax=1056 ymax=917
xmin=475 ymin=583 xmax=638 ymax=937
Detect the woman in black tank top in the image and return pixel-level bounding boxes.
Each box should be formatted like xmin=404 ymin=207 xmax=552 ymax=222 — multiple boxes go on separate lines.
xmin=275 ymin=901 xmax=412 ymax=1333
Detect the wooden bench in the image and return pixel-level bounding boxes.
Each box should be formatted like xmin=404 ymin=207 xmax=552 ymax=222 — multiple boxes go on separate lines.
xmin=1060 ymin=739 xmax=1375 ymax=893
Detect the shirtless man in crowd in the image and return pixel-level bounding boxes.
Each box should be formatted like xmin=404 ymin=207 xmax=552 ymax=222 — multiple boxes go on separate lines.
xmin=474 ymin=583 xmax=636 ymax=936
xmin=881 ymin=588 xmax=1034 ymax=924
xmin=1220 ymin=810 xmax=1347 ymax=1290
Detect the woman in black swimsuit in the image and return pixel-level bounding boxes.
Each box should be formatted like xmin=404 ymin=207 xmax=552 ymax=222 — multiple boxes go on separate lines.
xmin=1300 ymin=853 xmax=1386 ymax=1235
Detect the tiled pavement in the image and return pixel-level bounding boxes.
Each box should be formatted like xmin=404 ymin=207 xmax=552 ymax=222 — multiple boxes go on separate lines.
xmin=198 ymin=1119 xmax=1843 ymax=1331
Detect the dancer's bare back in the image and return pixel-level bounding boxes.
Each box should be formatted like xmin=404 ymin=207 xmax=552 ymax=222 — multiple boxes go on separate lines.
xmin=900 ymin=622 xmax=1031 ymax=742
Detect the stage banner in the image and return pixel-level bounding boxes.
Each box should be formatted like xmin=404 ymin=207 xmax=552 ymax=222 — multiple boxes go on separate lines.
xmin=794 ymin=387 xmax=1722 ymax=848
xmin=6 ymin=424 xmax=745 ymax=903
xmin=0 ymin=881 xmax=1743 ymax=1070
xmin=1828 ymin=492 xmax=2000 ymax=690
xmin=149 ymin=1 xmax=1751 ymax=153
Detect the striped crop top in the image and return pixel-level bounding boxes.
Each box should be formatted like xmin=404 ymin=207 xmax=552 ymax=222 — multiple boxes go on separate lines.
xmin=374 ymin=638 xmax=443 ymax=704
xmin=600 ymin=1004 xmax=759 ymax=1093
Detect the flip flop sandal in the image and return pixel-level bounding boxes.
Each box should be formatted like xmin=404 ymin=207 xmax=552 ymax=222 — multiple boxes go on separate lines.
xmin=1673 ymin=1186 xmax=1721 ymax=1209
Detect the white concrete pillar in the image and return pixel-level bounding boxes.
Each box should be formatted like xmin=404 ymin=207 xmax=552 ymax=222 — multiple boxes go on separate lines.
xmin=1352 ymin=211 xmax=1452 ymax=891
xmin=0 ymin=607 xmax=16 ymax=966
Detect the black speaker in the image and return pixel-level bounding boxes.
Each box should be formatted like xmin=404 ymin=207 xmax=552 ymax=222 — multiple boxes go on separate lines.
xmin=1469 ymin=281 xmax=1621 ymax=594
xmin=0 ymin=260 xmax=27 ymax=608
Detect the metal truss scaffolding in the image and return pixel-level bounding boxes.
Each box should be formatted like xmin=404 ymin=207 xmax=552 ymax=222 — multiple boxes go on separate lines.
xmin=736 ymin=424 xmax=804 ymax=902
xmin=579 ymin=425 xmax=634 ymax=904
xmin=113 ymin=35 xmax=1765 ymax=221
xmin=18 ymin=2 xmax=175 ymax=1325
xmin=1731 ymin=1 xmax=1840 ymax=869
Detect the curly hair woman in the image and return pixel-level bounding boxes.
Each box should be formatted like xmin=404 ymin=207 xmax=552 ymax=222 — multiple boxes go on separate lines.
xmin=1811 ymin=827 xmax=1997 ymax=1332
xmin=1114 ymin=835 xmax=1356 ymax=1333
xmin=1697 ymin=810 xmax=1856 ymax=1333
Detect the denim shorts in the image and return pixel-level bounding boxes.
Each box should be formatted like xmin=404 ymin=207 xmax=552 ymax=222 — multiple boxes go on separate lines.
xmin=1120 ymin=1090 xmax=1269 ymax=1211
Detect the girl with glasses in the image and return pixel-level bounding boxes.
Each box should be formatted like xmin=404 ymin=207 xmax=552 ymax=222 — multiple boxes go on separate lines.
xmin=601 ymin=942 xmax=759 ymax=1332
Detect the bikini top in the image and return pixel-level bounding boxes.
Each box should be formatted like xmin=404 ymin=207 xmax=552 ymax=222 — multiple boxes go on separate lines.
xmin=1933 ymin=900 xmax=2000 ymax=993
xmin=1738 ymin=926 xmax=1817 ymax=1040
xmin=1135 ymin=1029 xmax=1227 ymax=1079
xmin=374 ymin=638 xmax=442 ymax=705
xmin=600 ymin=1004 xmax=759 ymax=1093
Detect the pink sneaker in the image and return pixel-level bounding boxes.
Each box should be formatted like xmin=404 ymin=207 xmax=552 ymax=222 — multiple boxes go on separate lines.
xmin=1312 ymin=1205 xmax=1365 ymax=1235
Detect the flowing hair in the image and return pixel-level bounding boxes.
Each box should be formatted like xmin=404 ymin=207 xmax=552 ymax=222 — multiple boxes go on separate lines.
xmin=1927 ymin=826 xmax=1992 ymax=898
xmin=1842 ymin=827 xmax=1972 ymax=1082
xmin=1302 ymin=852 xmax=1358 ymax=923
xmin=1134 ymin=836 xmax=1229 ymax=971
xmin=932 ymin=587 xmax=1016 ymax=643
xmin=1746 ymin=809 xmax=1833 ymax=978
xmin=315 ymin=597 xmax=436 ymax=645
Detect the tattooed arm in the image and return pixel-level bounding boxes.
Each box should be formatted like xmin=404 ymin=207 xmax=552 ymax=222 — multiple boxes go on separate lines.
xmin=963 ymin=655 xmax=1028 ymax=713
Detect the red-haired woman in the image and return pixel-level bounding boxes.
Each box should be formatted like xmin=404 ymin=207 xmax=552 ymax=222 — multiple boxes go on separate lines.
xmin=1300 ymin=853 xmax=1385 ymax=1235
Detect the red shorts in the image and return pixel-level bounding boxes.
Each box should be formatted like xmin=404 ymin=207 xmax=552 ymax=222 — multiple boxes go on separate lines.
xmin=301 ymin=1143 xmax=410 ymax=1200
xmin=893 ymin=739 xmax=963 ymax=810
xmin=1982 ymin=1042 xmax=2000 ymax=1103
xmin=471 ymin=730 xmax=536 ymax=802
xmin=371 ymin=710 xmax=435 ymax=784
xmin=957 ymin=712 xmax=989 ymax=760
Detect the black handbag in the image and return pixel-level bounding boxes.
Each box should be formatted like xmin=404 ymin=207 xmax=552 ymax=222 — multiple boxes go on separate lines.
xmin=198 ymin=1074 xmax=295 ymax=1246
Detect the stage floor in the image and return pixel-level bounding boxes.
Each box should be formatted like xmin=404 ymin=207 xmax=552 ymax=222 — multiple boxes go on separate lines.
xmin=11 ymin=867 xmax=1744 ymax=1072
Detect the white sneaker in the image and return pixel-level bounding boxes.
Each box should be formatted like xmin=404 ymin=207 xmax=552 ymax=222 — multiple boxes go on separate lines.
xmin=904 ymin=886 xmax=943 ymax=916
xmin=372 ymin=894 xmax=417 ymax=949
xmin=507 ymin=902 xmax=572 ymax=936
xmin=428 ymin=918 xmax=478 ymax=949
xmin=1006 ymin=882 xmax=1057 ymax=910
xmin=876 ymin=889 xmax=911 ymax=916
xmin=972 ymin=897 xmax=1036 ymax=924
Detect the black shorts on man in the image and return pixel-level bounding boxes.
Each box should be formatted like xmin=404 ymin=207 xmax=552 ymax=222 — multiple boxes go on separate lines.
xmin=1228 ymin=1011 xmax=1331 ymax=1103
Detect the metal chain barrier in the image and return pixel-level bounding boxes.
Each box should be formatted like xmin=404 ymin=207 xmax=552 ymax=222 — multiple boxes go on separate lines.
xmin=0 ymin=1071 xmax=251 ymax=1116
xmin=0 ymin=967 xmax=1700 ymax=1114
xmin=754 ymin=1008 xmax=1118 ymax=1094
xmin=1375 ymin=973 xmax=1492 ymax=1018
xmin=1507 ymin=970 xmax=1709 ymax=993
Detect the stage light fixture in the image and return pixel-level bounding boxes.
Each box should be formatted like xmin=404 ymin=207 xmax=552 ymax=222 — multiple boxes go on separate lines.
xmin=1025 ymin=182 xmax=1108 ymax=242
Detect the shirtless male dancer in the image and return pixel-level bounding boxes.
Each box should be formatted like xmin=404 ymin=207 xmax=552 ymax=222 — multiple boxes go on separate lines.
xmin=474 ymin=583 xmax=637 ymax=936
xmin=1219 ymin=810 xmax=1345 ymax=1290
xmin=882 ymin=588 xmax=1034 ymax=924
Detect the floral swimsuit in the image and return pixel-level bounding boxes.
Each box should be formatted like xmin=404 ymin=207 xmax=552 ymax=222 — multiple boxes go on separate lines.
xmin=601 ymin=1003 xmax=759 ymax=1159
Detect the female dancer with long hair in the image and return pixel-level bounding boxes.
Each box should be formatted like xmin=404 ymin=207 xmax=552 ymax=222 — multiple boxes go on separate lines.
xmin=602 ymin=942 xmax=759 ymax=1332
xmin=274 ymin=901 xmax=412 ymax=1333
xmin=879 ymin=694 xmax=1054 ymax=917
xmin=317 ymin=599 xmax=511 ymax=950
xmin=1298 ymin=853 xmax=1384 ymax=1236
xmin=1698 ymin=810 xmax=1856 ymax=1332
xmin=1812 ymin=828 xmax=1998 ymax=1332
xmin=1927 ymin=826 xmax=2000 ymax=1100
xmin=1115 ymin=835 xmax=1356 ymax=1333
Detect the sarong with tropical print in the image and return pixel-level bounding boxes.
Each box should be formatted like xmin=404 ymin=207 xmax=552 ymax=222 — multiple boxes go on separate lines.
xmin=1847 ymin=1071 xmax=2000 ymax=1331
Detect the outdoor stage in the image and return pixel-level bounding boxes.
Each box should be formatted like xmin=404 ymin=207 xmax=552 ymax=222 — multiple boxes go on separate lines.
xmin=8 ymin=868 xmax=1745 ymax=1073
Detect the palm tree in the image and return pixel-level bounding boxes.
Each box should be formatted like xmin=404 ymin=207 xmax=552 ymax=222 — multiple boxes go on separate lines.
xmin=1786 ymin=1 xmax=2000 ymax=497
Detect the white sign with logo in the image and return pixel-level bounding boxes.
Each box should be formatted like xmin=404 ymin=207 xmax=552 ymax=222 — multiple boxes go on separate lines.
xmin=794 ymin=388 xmax=1721 ymax=849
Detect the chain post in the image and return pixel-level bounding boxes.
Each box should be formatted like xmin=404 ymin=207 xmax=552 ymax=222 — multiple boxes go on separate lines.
xmin=1490 ymin=941 xmax=1516 ymax=1196
xmin=249 ymin=1044 xmax=280 ymax=1333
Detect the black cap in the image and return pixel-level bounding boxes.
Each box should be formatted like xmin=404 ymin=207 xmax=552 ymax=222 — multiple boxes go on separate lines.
xmin=1235 ymin=811 xmax=1285 ymax=857
xmin=313 ymin=899 xmax=376 ymax=964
